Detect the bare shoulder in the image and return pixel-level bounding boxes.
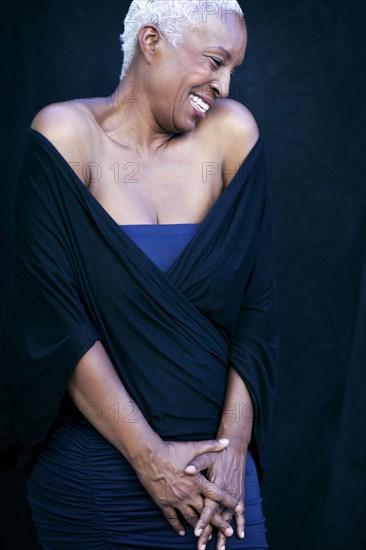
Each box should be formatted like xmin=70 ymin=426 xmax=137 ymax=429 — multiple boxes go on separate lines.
xmin=30 ymin=101 xmax=91 ymax=184
xmin=30 ymin=101 xmax=89 ymax=145
xmin=209 ymin=98 xmax=259 ymax=140
xmin=204 ymin=99 xmax=260 ymax=187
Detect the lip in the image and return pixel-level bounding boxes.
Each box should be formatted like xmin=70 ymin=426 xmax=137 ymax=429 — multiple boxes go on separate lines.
xmin=190 ymin=99 xmax=206 ymax=119
xmin=191 ymin=92 xmax=215 ymax=107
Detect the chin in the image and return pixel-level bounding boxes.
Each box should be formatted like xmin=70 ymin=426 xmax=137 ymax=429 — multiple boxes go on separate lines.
xmin=158 ymin=110 xmax=198 ymax=135
xmin=172 ymin=116 xmax=198 ymax=134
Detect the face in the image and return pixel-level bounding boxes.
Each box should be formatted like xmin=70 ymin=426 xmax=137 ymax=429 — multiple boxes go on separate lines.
xmin=141 ymin=12 xmax=247 ymax=134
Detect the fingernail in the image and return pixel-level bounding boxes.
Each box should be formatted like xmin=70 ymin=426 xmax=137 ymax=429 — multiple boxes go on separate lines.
xmin=185 ymin=465 xmax=196 ymax=473
xmin=218 ymin=438 xmax=229 ymax=445
xmin=225 ymin=526 xmax=233 ymax=537
xmin=209 ymin=534 xmax=212 ymax=541
xmin=178 ymin=530 xmax=185 ymax=536
xmin=241 ymin=530 xmax=245 ymax=538
xmin=196 ymin=527 xmax=203 ymax=537
xmin=201 ymin=545 xmax=206 ymax=550
xmin=220 ymin=546 xmax=226 ymax=550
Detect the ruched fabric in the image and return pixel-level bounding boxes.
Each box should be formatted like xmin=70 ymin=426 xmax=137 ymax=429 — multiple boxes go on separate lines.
xmin=27 ymin=415 xmax=269 ymax=549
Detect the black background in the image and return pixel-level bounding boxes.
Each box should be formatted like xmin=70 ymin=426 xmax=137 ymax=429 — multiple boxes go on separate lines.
xmin=1 ymin=1 xmax=365 ymax=549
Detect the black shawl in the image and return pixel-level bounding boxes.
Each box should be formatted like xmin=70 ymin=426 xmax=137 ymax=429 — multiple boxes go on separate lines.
xmin=1 ymin=128 xmax=279 ymax=482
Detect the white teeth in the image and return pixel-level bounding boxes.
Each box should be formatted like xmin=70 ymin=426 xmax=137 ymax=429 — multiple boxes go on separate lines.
xmin=189 ymin=93 xmax=210 ymax=113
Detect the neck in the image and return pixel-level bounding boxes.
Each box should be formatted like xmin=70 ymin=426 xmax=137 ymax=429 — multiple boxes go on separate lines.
xmin=100 ymin=75 xmax=175 ymax=155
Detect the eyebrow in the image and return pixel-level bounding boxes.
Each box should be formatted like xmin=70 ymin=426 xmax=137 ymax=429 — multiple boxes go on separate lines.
xmin=207 ymin=46 xmax=232 ymax=60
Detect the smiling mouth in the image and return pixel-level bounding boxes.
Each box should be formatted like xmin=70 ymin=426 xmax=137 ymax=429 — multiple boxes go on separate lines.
xmin=189 ymin=93 xmax=210 ymax=114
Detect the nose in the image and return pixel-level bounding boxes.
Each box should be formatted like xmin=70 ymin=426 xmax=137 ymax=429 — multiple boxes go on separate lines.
xmin=211 ymin=72 xmax=231 ymax=99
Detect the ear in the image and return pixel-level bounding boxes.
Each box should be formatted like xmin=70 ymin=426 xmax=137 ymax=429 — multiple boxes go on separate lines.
xmin=138 ymin=25 xmax=162 ymax=65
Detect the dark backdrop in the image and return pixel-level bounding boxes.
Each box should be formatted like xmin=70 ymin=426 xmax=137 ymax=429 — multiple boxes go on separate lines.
xmin=1 ymin=1 xmax=365 ymax=549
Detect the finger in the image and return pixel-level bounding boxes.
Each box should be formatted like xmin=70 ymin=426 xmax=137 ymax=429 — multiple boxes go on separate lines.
xmin=199 ymin=475 xmax=238 ymax=509
xmin=197 ymin=524 xmax=213 ymax=550
xmin=216 ymin=510 xmax=234 ymax=550
xmin=195 ymin=498 xmax=234 ymax=539
xmin=184 ymin=453 xmax=215 ymax=475
xmin=190 ymin=438 xmax=229 ymax=458
xmin=234 ymin=499 xmax=245 ymax=539
xmin=194 ymin=498 xmax=220 ymax=537
xmin=160 ymin=505 xmax=186 ymax=536
xmin=216 ymin=530 xmax=227 ymax=550
xmin=179 ymin=504 xmax=200 ymax=529
xmin=210 ymin=510 xmax=234 ymax=539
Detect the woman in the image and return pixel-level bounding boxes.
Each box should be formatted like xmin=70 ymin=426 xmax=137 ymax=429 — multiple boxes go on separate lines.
xmin=1 ymin=1 xmax=279 ymax=549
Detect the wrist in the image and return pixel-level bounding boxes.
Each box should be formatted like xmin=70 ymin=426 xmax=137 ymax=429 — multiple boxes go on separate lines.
xmin=121 ymin=430 xmax=163 ymax=471
xmin=217 ymin=418 xmax=252 ymax=448
xmin=216 ymin=432 xmax=250 ymax=453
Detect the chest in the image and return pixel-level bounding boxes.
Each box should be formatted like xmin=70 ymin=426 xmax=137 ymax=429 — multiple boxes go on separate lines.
xmin=85 ymin=146 xmax=225 ymax=225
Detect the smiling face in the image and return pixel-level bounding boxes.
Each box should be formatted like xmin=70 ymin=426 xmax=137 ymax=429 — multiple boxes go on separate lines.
xmin=138 ymin=12 xmax=247 ymax=134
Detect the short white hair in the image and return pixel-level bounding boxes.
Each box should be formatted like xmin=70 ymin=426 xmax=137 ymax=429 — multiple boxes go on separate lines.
xmin=119 ymin=1 xmax=245 ymax=80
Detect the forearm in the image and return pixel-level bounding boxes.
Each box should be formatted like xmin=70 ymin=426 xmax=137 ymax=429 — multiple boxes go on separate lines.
xmin=67 ymin=340 xmax=161 ymax=467
xmin=188 ymin=367 xmax=252 ymax=543
xmin=217 ymin=366 xmax=253 ymax=448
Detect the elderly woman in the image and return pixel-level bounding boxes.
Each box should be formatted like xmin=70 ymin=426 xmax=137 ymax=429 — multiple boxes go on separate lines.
xmin=1 ymin=1 xmax=279 ymax=549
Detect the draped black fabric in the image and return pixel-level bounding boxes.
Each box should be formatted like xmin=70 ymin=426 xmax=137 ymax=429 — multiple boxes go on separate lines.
xmin=0 ymin=128 xmax=279 ymax=484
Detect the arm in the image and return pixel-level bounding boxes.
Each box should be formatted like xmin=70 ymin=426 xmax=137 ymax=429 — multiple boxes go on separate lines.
xmin=68 ymin=340 xmax=161 ymax=465
xmin=186 ymin=179 xmax=279 ymax=547
xmin=217 ymin=366 xmax=254 ymax=447
xmin=68 ymin=339 xmax=239 ymax=537
xmin=185 ymin=104 xmax=279 ymax=549
xmin=185 ymin=368 xmax=252 ymax=548
xmin=214 ymin=367 xmax=254 ymax=544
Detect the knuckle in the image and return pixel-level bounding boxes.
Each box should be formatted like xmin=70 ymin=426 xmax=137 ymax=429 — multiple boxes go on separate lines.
xmin=219 ymin=519 xmax=229 ymax=530
xmin=167 ymin=515 xmax=179 ymax=523
xmin=206 ymin=485 xmax=223 ymax=499
xmin=227 ymin=496 xmax=237 ymax=507
xmin=201 ymin=532 xmax=211 ymax=544
xmin=205 ymin=503 xmax=219 ymax=516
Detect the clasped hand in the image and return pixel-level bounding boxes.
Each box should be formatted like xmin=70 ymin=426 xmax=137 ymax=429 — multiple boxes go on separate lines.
xmin=185 ymin=438 xmax=247 ymax=549
xmin=133 ymin=437 xmax=246 ymax=550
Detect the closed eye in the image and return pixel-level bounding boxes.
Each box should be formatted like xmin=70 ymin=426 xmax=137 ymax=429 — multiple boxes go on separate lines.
xmin=210 ymin=56 xmax=235 ymax=77
xmin=210 ymin=56 xmax=223 ymax=68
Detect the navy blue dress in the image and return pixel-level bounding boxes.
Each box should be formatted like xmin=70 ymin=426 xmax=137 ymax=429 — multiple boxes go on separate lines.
xmin=26 ymin=224 xmax=269 ymax=549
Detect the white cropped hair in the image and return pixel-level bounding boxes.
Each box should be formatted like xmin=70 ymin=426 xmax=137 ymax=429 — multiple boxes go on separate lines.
xmin=119 ymin=1 xmax=244 ymax=80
